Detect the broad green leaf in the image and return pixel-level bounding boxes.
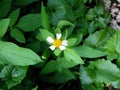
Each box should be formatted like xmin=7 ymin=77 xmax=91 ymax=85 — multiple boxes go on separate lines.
xmin=47 ymin=0 xmax=67 ymax=25
xmin=112 ymin=80 xmax=120 ymax=89
xmin=25 ymin=41 xmax=41 ymax=53
xmin=57 ymin=20 xmax=73 ymax=29
xmin=36 ymin=29 xmax=54 ymax=41
xmin=14 ymin=0 xmax=38 ymax=6
xmin=73 ymin=45 xmax=107 ymax=58
xmin=54 ymin=49 xmax=62 ymax=56
xmin=84 ymin=30 xmax=110 ymax=47
xmin=67 ymin=38 xmax=77 ymax=47
xmin=0 ymin=0 xmax=12 ymax=18
xmin=16 ymin=14 xmax=41 ymax=32
xmin=86 ymin=59 xmax=120 ymax=83
xmin=57 ymin=57 xmax=80 ymax=69
xmin=0 ymin=19 xmax=10 ymax=38
xmin=64 ymin=48 xmax=84 ymax=64
xmin=0 ymin=41 xmax=42 ymax=66
xmin=41 ymin=68 xmax=75 ymax=84
xmin=41 ymin=3 xmax=50 ymax=30
xmin=8 ymin=8 xmax=20 ymax=27
xmin=81 ymin=66 xmax=104 ymax=90
xmin=0 ymin=65 xmax=28 ymax=89
xmin=40 ymin=60 xmax=56 ymax=74
xmin=10 ymin=28 xmax=26 ymax=43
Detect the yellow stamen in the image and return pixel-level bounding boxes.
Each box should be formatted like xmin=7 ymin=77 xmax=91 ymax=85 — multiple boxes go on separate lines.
xmin=53 ymin=39 xmax=62 ymax=48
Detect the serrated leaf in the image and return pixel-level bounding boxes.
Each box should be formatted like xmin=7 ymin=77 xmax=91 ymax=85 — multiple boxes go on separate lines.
xmin=84 ymin=30 xmax=110 ymax=47
xmin=16 ymin=14 xmax=41 ymax=32
xmin=41 ymin=3 xmax=50 ymax=30
xmin=73 ymin=45 xmax=107 ymax=58
xmin=105 ymin=31 xmax=120 ymax=57
xmin=8 ymin=8 xmax=20 ymax=27
xmin=0 ymin=65 xmax=28 ymax=89
xmin=0 ymin=41 xmax=42 ymax=66
xmin=10 ymin=28 xmax=26 ymax=43
xmin=86 ymin=59 xmax=120 ymax=83
xmin=0 ymin=19 xmax=10 ymax=38
xmin=0 ymin=0 xmax=12 ymax=18
xmin=80 ymin=65 xmax=92 ymax=85
xmin=64 ymin=48 xmax=84 ymax=64
xmin=112 ymin=80 xmax=120 ymax=89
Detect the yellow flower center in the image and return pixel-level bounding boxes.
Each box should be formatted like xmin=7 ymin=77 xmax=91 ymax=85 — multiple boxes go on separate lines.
xmin=53 ymin=39 xmax=62 ymax=48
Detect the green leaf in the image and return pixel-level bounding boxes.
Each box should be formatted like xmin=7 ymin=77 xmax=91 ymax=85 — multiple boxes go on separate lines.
xmin=41 ymin=3 xmax=50 ymax=30
xmin=86 ymin=59 xmax=120 ymax=83
xmin=47 ymin=0 xmax=67 ymax=25
xmin=80 ymin=66 xmax=92 ymax=85
xmin=54 ymin=49 xmax=62 ymax=56
xmin=8 ymin=8 xmax=20 ymax=27
xmin=112 ymin=80 xmax=120 ymax=89
xmin=0 ymin=0 xmax=12 ymax=18
xmin=84 ymin=30 xmax=110 ymax=47
xmin=10 ymin=28 xmax=26 ymax=43
xmin=64 ymin=48 xmax=84 ymax=64
xmin=57 ymin=20 xmax=73 ymax=29
xmin=41 ymin=68 xmax=75 ymax=84
xmin=32 ymin=86 xmax=38 ymax=90
xmin=57 ymin=57 xmax=80 ymax=69
xmin=0 ymin=19 xmax=10 ymax=38
xmin=67 ymin=38 xmax=77 ymax=47
xmin=40 ymin=60 xmax=56 ymax=74
xmin=16 ymin=14 xmax=41 ymax=32
xmin=36 ymin=28 xmax=54 ymax=41
xmin=88 ymin=21 xmax=95 ymax=34
xmin=85 ymin=8 xmax=96 ymax=20
xmin=0 ymin=65 xmax=28 ymax=89
xmin=96 ymin=17 xmax=106 ymax=28
xmin=0 ymin=41 xmax=42 ymax=66
xmin=14 ymin=0 xmax=38 ymax=6
xmin=73 ymin=45 xmax=107 ymax=58
xmin=105 ymin=31 xmax=120 ymax=57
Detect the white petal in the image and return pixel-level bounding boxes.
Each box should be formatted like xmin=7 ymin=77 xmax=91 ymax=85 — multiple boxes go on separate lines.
xmin=47 ymin=36 xmax=54 ymax=43
xmin=59 ymin=45 xmax=66 ymax=50
xmin=49 ymin=45 xmax=55 ymax=50
xmin=62 ymin=40 xmax=68 ymax=46
xmin=56 ymin=33 xmax=61 ymax=39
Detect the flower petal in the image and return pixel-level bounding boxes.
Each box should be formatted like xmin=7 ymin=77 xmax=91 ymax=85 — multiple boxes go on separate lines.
xmin=59 ymin=45 xmax=66 ymax=50
xmin=56 ymin=33 xmax=61 ymax=39
xmin=47 ymin=36 xmax=54 ymax=43
xmin=49 ymin=45 xmax=56 ymax=50
xmin=62 ymin=40 xmax=68 ymax=46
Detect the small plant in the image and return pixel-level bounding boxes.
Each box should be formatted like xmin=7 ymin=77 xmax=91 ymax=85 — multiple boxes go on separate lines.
xmin=0 ymin=0 xmax=120 ymax=90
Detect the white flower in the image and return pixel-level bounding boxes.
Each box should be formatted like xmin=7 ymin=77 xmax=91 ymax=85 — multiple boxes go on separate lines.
xmin=47 ymin=33 xmax=68 ymax=51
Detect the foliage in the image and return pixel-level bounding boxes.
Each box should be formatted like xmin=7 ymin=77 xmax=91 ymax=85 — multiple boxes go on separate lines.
xmin=0 ymin=0 xmax=119 ymax=90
